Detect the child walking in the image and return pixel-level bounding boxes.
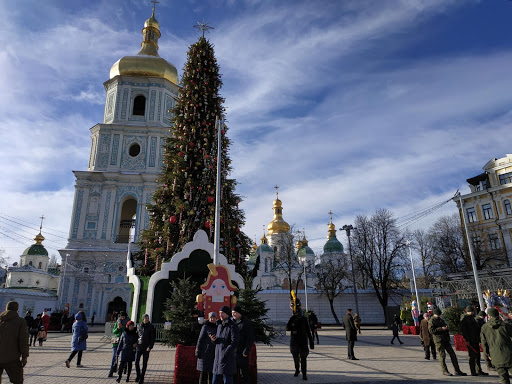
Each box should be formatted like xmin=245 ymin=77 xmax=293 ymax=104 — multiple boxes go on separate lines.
xmin=391 ymin=318 xmax=404 ymax=345
xmin=116 ymin=320 xmax=138 ymax=382
xmin=37 ymin=324 xmax=46 ymax=346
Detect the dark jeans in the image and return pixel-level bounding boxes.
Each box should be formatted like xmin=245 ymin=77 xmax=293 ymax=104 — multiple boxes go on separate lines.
xmin=118 ymin=361 xmax=133 ymax=380
xmin=199 ymin=370 xmax=213 ymax=384
xmin=347 ymin=340 xmax=355 ymax=359
xmin=110 ymin=346 xmax=118 ymax=371
xmin=424 ymin=343 xmax=436 ymax=359
xmin=391 ymin=334 xmax=402 ymax=344
xmin=212 ymin=374 xmax=234 ymax=384
xmin=237 ymin=355 xmax=250 ymax=384
xmin=467 ymin=341 xmax=483 ymax=374
xmin=67 ymin=350 xmax=83 ymax=365
xmin=0 ymin=359 xmax=23 ymax=384
xmin=29 ymin=333 xmax=37 ymax=346
xmin=135 ymin=349 xmax=150 ymax=382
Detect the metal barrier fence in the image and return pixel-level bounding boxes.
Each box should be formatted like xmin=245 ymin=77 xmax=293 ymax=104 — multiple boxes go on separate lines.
xmin=101 ymin=322 xmax=166 ymax=342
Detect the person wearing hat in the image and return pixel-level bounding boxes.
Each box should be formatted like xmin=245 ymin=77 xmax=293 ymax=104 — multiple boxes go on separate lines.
xmin=209 ymin=305 xmax=239 ymax=384
xmin=116 ymin=320 xmax=138 ymax=383
xmin=419 ymin=312 xmax=436 ymax=360
xmin=65 ymin=312 xmax=88 ymax=368
xmin=108 ymin=312 xmax=127 ymax=377
xmin=134 ymin=314 xmax=156 ymax=384
xmin=196 ymin=311 xmax=218 ymax=384
xmin=231 ymin=306 xmax=254 ymax=384
xmin=460 ymin=305 xmax=488 ymax=376
xmin=287 ymin=295 xmax=314 ymax=380
xmin=476 ymin=310 xmax=495 ymax=370
xmin=307 ymin=309 xmax=320 ymax=344
xmin=0 ymin=301 xmax=29 ymax=384
xmin=428 ymin=308 xmax=466 ymax=376
xmin=481 ymin=307 xmax=512 ymax=384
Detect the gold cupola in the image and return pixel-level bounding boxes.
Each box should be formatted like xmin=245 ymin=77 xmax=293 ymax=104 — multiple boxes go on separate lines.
xmin=267 ymin=187 xmax=291 ymax=235
xmin=109 ymin=6 xmax=178 ymax=84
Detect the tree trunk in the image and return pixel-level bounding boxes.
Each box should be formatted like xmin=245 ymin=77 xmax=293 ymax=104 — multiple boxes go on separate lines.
xmin=328 ymin=297 xmax=340 ymax=324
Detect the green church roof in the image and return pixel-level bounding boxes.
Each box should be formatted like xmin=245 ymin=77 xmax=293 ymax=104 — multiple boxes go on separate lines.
xmin=22 ymin=244 xmax=48 ymax=257
xmin=323 ymin=236 xmax=343 ymax=253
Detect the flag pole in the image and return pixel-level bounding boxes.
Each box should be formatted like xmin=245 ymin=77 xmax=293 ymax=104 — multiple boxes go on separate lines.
xmin=213 ymin=116 xmax=223 ymax=265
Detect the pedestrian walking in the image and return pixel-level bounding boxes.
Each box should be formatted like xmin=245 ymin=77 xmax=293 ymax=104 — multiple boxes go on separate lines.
xmin=419 ymin=313 xmax=436 ymax=360
xmin=109 ymin=313 xmax=127 ymax=377
xmin=60 ymin=311 xmax=69 ymax=332
xmin=209 ymin=306 xmax=239 ymax=384
xmin=65 ymin=312 xmax=88 ymax=368
xmin=0 ymin=301 xmax=29 ymax=384
xmin=287 ymin=296 xmax=314 ymax=381
xmin=91 ymin=314 xmax=95 ymax=327
xmin=196 ymin=312 xmax=218 ymax=384
xmin=343 ymin=308 xmax=358 ymax=360
xmin=460 ymin=305 xmax=488 ymax=376
xmin=116 ymin=320 xmax=137 ymax=383
xmin=29 ymin=314 xmax=43 ymax=347
xmin=307 ymin=310 xmax=320 ymax=344
xmin=353 ymin=313 xmax=362 ymax=335
xmin=428 ymin=308 xmax=466 ymax=376
xmin=36 ymin=323 xmax=46 ymax=346
xmin=232 ymin=306 xmax=254 ymax=384
xmin=41 ymin=310 xmax=50 ymax=340
xmin=391 ymin=318 xmax=404 ymax=345
xmin=134 ymin=314 xmax=156 ymax=384
xmin=481 ymin=307 xmax=512 ymax=384
xmin=24 ymin=311 xmax=34 ymax=331
xmin=476 ymin=310 xmax=495 ymax=370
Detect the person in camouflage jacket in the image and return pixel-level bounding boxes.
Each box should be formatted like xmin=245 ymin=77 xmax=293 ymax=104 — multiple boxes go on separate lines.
xmin=428 ymin=308 xmax=466 ymax=377
xmin=481 ymin=308 xmax=512 ymax=384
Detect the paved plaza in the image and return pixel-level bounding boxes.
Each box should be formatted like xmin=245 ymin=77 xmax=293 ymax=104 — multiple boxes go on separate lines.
xmin=4 ymin=326 xmax=501 ymax=384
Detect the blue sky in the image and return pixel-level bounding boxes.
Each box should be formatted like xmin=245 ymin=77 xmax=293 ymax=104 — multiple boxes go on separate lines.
xmin=1 ymin=0 xmax=512 ymax=263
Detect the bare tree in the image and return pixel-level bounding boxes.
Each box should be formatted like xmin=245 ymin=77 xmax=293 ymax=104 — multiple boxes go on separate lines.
xmin=273 ymin=229 xmax=302 ymax=295
xmin=412 ymin=229 xmax=439 ymax=288
xmin=352 ymin=209 xmax=408 ymax=317
xmin=427 ymin=214 xmax=467 ymax=274
xmin=315 ymin=254 xmax=349 ymax=324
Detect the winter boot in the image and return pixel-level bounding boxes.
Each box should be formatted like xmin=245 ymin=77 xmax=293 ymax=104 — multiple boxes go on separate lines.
xmin=293 ymin=354 xmax=300 ymax=376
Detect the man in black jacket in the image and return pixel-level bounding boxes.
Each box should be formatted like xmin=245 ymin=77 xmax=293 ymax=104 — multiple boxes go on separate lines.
xmin=460 ymin=306 xmax=489 ymax=376
xmin=232 ymin=306 xmax=254 ymax=384
xmin=287 ymin=298 xmax=314 ymax=381
xmin=343 ymin=308 xmax=358 ymax=360
xmin=135 ymin=314 xmax=156 ymax=384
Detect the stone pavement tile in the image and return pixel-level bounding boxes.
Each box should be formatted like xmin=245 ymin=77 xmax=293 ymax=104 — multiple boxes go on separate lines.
xmin=2 ymin=327 xmax=501 ymax=384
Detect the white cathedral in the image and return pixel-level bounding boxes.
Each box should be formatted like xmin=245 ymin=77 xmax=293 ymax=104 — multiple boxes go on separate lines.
xmin=57 ymin=8 xmax=179 ymax=321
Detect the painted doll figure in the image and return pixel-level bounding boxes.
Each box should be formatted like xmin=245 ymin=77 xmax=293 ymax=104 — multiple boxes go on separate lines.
xmin=411 ymin=301 xmax=420 ymax=327
xmin=197 ymin=263 xmax=237 ymax=318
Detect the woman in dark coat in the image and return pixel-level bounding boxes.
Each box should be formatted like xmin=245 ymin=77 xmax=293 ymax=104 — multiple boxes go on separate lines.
xmin=196 ymin=312 xmax=218 ymax=384
xmin=29 ymin=313 xmax=42 ymax=347
xmin=65 ymin=312 xmax=88 ymax=368
xmin=287 ymin=295 xmax=314 ymax=381
xmin=116 ymin=320 xmax=138 ymax=383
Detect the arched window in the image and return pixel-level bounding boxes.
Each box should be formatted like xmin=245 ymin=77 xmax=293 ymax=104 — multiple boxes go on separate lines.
xmin=504 ymin=200 xmax=512 ymax=215
xmin=38 ymin=262 xmax=42 ymax=269
xmin=29 ymin=261 xmax=33 ymax=266
xmin=133 ymin=95 xmax=146 ymax=116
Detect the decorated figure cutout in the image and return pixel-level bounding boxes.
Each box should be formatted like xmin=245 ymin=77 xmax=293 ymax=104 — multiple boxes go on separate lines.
xmin=411 ymin=301 xmax=420 ymax=326
xmin=196 ymin=263 xmax=237 ymax=319
xmin=427 ymin=302 xmax=434 ymax=316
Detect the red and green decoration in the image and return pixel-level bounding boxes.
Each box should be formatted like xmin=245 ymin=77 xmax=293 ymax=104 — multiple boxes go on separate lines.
xmin=137 ymin=36 xmax=251 ymax=276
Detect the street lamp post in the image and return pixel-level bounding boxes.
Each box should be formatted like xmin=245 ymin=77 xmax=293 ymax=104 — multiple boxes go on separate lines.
xmin=456 ymin=191 xmax=485 ymax=311
xmin=341 ymin=225 xmax=360 ymax=315
xmin=406 ymin=241 xmax=420 ymax=309
xmin=300 ymin=256 xmax=308 ymax=312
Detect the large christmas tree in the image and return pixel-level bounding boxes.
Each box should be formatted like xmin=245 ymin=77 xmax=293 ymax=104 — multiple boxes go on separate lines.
xmin=137 ymin=36 xmax=251 ymax=276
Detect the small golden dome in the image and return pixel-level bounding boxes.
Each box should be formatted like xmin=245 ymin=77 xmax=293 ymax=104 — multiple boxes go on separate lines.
xmin=109 ymin=9 xmax=178 ymax=85
xmin=34 ymin=232 xmax=45 ymax=245
xmin=267 ymin=191 xmax=290 ymax=235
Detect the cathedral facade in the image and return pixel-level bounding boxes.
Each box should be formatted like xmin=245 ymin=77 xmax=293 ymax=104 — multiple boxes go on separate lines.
xmin=58 ymin=9 xmax=179 ymax=321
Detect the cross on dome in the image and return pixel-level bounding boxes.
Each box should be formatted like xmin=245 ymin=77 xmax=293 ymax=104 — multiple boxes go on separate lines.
xmin=274 ymin=184 xmax=279 ymax=198
xmin=151 ymin=0 xmax=159 ymax=15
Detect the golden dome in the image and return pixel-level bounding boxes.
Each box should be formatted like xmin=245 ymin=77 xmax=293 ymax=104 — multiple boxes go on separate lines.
xmin=34 ymin=232 xmax=45 ymax=245
xmin=109 ymin=9 xmax=178 ymax=85
xmin=267 ymin=191 xmax=290 ymax=235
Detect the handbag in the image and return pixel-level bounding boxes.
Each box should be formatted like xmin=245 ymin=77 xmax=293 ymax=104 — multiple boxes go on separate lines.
xmin=111 ymin=336 xmax=120 ymax=344
xmin=78 ymin=325 xmax=88 ymax=342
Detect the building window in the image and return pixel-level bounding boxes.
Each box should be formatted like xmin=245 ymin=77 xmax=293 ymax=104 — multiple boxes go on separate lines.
xmin=133 ymin=95 xmax=146 ymax=116
xmin=86 ymin=221 xmax=97 ymax=230
xmin=476 ymin=181 xmax=487 ymax=191
xmin=482 ymin=203 xmax=493 ymax=220
xmin=489 ymin=234 xmax=500 ymax=250
xmin=466 ymin=207 xmax=477 ymax=223
xmin=38 ymin=262 xmax=42 ymax=269
xmin=264 ymin=258 xmax=269 ymax=273
xmin=129 ymin=143 xmax=141 ymax=157
xmin=29 ymin=261 xmax=33 ymax=266
xmin=83 ymin=267 xmax=89 ymax=274
xmin=471 ymin=235 xmax=482 ymax=249
xmin=499 ymin=172 xmax=512 ymax=185
xmin=504 ymin=200 xmax=512 ymax=215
